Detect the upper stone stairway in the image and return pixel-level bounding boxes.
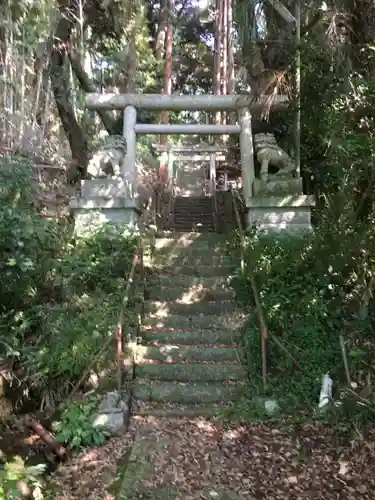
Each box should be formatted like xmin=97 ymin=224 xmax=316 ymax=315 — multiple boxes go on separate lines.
xmin=132 ymin=231 xmax=247 ymax=417
xmin=161 ymin=195 xmax=216 ymax=232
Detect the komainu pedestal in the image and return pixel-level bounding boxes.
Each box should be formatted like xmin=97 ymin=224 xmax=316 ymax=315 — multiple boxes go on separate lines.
xmin=247 ymin=176 xmax=314 ymax=232
xmin=70 ymin=178 xmax=138 ymax=235
xmin=69 ymin=134 xmax=140 ymax=235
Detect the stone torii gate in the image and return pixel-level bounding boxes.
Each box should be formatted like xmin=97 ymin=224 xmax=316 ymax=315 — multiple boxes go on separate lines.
xmin=86 ymin=93 xmax=258 ymax=203
xmin=153 ymin=144 xmax=228 ymax=195
xmin=70 ymin=93 xmax=313 ymax=233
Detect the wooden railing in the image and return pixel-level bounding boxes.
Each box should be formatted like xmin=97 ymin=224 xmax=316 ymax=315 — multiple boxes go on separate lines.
xmin=155 ymin=175 xmax=177 ymax=231
xmin=230 ymin=187 xmax=268 ymax=390
xmin=211 ymin=176 xmax=218 ymax=232
xmin=166 ymin=175 xmax=177 ymax=228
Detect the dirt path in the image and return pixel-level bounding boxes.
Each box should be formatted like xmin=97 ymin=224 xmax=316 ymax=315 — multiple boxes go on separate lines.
xmin=50 ymin=416 xmax=375 ymax=499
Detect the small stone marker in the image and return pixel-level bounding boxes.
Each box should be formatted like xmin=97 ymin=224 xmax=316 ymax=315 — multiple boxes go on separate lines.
xmin=92 ymin=390 xmax=129 ymax=436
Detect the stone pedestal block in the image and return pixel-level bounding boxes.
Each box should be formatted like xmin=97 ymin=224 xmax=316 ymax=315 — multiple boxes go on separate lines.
xmin=246 ymin=195 xmax=315 ymax=232
xmin=81 ymin=178 xmax=136 ymax=199
xmin=70 ymin=179 xmax=139 ymax=235
xmin=253 ymin=177 xmax=303 ymax=197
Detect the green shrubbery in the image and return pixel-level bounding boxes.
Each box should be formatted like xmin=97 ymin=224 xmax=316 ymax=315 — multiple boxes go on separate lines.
xmin=228 ymin=220 xmax=375 ymax=412
xmin=52 ymin=396 xmax=105 ymax=450
xmin=0 ymin=456 xmax=45 ymax=500
xmin=225 ymin=41 xmax=375 ymax=420
xmin=0 ymin=157 xmax=137 ymax=407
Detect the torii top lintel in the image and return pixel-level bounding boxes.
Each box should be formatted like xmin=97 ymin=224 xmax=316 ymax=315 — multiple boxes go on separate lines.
xmin=85 ymin=93 xmax=288 ymax=112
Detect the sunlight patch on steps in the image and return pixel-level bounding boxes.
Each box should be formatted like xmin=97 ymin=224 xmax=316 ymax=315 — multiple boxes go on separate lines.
xmin=135 ymin=344 xmax=181 ymax=363
xmin=154 ymin=232 xmax=204 ymax=250
xmin=150 ymin=286 xmax=206 ymax=314
xmin=177 ymin=284 xmax=205 ymax=303
xmin=148 ymin=303 xmax=170 ymax=317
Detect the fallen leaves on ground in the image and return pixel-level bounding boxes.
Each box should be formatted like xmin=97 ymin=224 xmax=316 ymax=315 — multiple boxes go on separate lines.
xmin=132 ymin=417 xmax=375 ymax=500
xmin=48 ymin=429 xmax=135 ymax=500
xmin=49 ymin=416 xmax=375 ymax=500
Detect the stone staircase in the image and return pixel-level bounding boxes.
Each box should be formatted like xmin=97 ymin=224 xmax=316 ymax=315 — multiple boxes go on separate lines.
xmin=132 ymin=231 xmax=247 ymax=417
xmin=161 ymin=195 xmax=216 ymax=232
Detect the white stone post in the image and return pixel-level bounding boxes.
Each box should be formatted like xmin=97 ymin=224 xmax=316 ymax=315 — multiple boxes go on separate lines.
xmin=238 ymin=106 xmax=254 ymax=206
xmin=159 ymin=151 xmax=168 ymax=187
xmin=210 ymin=152 xmax=216 ymax=193
xmin=123 ymin=105 xmax=137 ymax=200
xmin=168 ymin=151 xmax=174 ymax=187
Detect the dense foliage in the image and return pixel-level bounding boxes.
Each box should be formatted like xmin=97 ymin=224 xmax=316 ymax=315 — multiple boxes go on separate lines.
xmin=0 ymin=159 xmax=137 ymax=408
xmin=1 ymin=0 xmax=375 ymax=428
xmin=221 ymin=3 xmax=375 ymax=420
xmin=230 ymin=227 xmax=375 ymax=407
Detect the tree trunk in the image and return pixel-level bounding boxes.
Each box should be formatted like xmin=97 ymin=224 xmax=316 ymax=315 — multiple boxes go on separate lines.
xmin=221 ymin=0 xmax=228 ymax=125
xmin=124 ymin=40 xmax=138 ymax=93
xmin=227 ymin=0 xmax=235 ymax=95
xmin=155 ymin=0 xmax=169 ymax=58
xmin=50 ymin=0 xmax=88 ymax=182
xmin=0 ymin=9 xmax=8 ymax=148
xmin=214 ymin=0 xmax=222 ymax=125
xmin=159 ymin=0 xmax=173 ymax=184
xmin=227 ymin=0 xmax=235 ymax=124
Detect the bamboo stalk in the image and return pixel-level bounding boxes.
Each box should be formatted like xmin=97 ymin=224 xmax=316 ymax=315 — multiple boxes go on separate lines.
xmin=294 ymin=0 xmax=301 ymax=177
xmin=339 ymin=334 xmax=351 ymax=386
xmin=19 ymin=28 xmax=26 ymax=147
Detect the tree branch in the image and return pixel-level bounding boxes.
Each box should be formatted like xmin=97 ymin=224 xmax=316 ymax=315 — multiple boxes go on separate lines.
xmin=68 ymin=52 xmax=118 ymax=134
xmin=300 ymin=10 xmax=323 ymax=37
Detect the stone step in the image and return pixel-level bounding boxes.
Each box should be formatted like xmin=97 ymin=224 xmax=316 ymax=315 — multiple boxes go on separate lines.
xmin=173 ymin=214 xmax=214 ymax=220
xmin=145 ymin=286 xmax=234 ymax=301
xmin=149 ymin=264 xmax=233 ymax=277
xmin=140 ymin=328 xmax=240 ymax=346
xmin=171 ymin=220 xmax=213 ymax=224
xmin=168 ymin=201 xmax=213 ymax=206
xmin=143 ymin=312 xmax=243 ymax=330
xmin=174 ymin=207 xmax=213 ymax=212
xmin=162 ymin=225 xmax=215 ymax=233
xmin=163 ymin=209 xmax=212 ymax=214
xmin=144 ymin=299 xmax=237 ymax=316
xmin=174 ymin=198 xmax=213 ymax=205
xmin=173 ymin=206 xmax=213 ymax=210
xmin=134 ymin=401 xmax=229 ymax=418
xmin=132 ymin=380 xmax=246 ymax=404
xmin=173 ymin=196 xmax=212 ymax=200
xmin=135 ymin=362 xmax=245 ymax=381
xmin=154 ymin=231 xmax=225 ymax=240
xmin=135 ymin=344 xmax=240 ymax=363
xmin=150 ymin=254 xmax=232 ymax=267
xmin=164 ymin=224 xmax=215 ymax=231
xmin=173 ymin=207 xmax=213 ymax=212
xmin=173 ymin=205 xmax=213 ymax=210
xmin=151 ymin=240 xmax=229 ymax=256
xmin=152 ymin=238 xmax=228 ymax=254
xmin=171 ymin=222 xmax=215 ymax=228
xmin=152 ymin=275 xmax=229 ymax=289
xmin=170 ymin=217 xmax=215 ymax=222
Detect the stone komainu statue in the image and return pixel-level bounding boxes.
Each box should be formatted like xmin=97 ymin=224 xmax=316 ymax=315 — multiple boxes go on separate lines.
xmin=87 ymin=135 xmax=127 ymax=178
xmin=254 ymin=132 xmax=296 ymax=183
